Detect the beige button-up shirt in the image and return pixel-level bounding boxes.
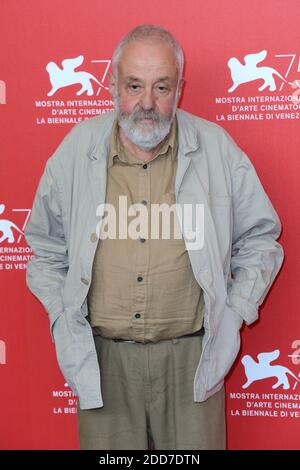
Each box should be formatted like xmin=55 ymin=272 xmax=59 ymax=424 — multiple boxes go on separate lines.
xmin=88 ymin=116 xmax=204 ymax=342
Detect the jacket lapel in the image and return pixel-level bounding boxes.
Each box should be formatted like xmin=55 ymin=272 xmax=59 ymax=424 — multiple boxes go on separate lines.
xmin=87 ymin=157 xmax=108 ymax=210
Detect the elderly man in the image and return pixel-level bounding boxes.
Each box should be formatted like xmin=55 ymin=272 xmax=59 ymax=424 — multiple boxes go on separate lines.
xmin=24 ymin=24 xmax=284 ymax=450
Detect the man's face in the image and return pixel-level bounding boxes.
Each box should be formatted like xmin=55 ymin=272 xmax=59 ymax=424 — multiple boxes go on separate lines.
xmin=109 ymin=40 xmax=183 ymax=150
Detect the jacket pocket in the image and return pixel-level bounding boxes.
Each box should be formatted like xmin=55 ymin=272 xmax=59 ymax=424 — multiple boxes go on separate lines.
xmin=207 ymin=302 xmax=243 ymax=391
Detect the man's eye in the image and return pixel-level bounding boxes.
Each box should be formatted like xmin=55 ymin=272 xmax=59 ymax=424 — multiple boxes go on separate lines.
xmin=129 ymin=84 xmax=141 ymax=91
xmin=155 ymin=86 xmax=169 ymax=94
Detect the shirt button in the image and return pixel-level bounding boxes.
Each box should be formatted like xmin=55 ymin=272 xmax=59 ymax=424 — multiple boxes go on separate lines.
xmin=137 ymin=276 xmax=143 ymax=282
xmin=90 ymin=233 xmax=98 ymax=242
xmin=135 ymin=313 xmax=141 ymax=319
xmin=142 ymin=164 xmax=148 ymax=169
xmin=80 ymin=277 xmax=89 ymax=285
xmin=141 ymin=200 xmax=147 ymax=205
xmin=140 ymin=238 xmax=146 ymax=243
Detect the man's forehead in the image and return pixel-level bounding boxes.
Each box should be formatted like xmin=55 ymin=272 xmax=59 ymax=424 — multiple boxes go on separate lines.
xmin=118 ymin=46 xmax=178 ymax=84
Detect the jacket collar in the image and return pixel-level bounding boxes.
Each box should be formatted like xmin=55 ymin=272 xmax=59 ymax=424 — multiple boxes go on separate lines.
xmin=175 ymin=108 xmax=201 ymax=155
xmin=87 ymin=108 xmax=201 ymax=163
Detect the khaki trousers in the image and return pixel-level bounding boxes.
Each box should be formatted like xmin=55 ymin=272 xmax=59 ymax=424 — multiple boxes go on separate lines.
xmin=77 ymin=334 xmax=226 ymax=450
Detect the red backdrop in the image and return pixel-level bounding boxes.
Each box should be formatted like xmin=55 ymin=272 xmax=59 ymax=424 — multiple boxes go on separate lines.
xmin=0 ymin=0 xmax=298 ymax=449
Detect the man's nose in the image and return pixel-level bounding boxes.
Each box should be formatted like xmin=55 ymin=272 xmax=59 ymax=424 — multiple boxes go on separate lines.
xmin=140 ymin=88 xmax=156 ymax=110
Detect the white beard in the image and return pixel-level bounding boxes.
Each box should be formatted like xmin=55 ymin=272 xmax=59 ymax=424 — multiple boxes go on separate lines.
xmin=113 ymin=89 xmax=179 ymax=151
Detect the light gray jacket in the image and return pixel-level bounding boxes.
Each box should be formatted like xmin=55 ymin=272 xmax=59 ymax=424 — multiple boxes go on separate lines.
xmin=24 ymin=109 xmax=284 ymax=409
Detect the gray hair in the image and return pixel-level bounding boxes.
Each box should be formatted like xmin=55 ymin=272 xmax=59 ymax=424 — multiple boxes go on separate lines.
xmin=111 ymin=24 xmax=184 ymax=83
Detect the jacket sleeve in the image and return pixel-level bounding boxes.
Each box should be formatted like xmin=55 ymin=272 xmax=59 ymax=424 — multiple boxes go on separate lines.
xmin=24 ymin=149 xmax=69 ymax=341
xmin=224 ymin=131 xmax=284 ymax=326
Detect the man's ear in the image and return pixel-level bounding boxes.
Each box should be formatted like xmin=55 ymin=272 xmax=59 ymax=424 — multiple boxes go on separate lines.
xmin=177 ymin=78 xmax=185 ymax=102
xmin=108 ymin=72 xmax=116 ymax=98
